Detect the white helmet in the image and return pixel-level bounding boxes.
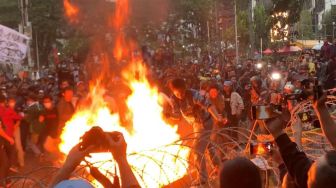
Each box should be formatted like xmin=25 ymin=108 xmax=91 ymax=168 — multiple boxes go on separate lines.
xmin=284 ymin=83 xmax=295 ymax=94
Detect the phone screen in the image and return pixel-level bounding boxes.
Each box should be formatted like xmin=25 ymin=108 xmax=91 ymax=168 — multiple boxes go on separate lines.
xmin=250 ymin=142 xmax=273 ymax=155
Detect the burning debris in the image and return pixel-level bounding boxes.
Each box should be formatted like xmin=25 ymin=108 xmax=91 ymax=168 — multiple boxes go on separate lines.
xmin=59 ymin=0 xmax=190 ymax=187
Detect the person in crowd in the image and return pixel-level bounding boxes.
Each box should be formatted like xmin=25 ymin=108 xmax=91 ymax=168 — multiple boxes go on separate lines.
xmin=269 ymin=79 xmax=282 ymax=107
xmin=0 ymin=95 xmax=15 ymax=183
xmin=37 ymin=95 xmax=59 ymax=153
xmin=57 ymin=87 xmax=75 ymax=136
xmin=250 ymin=76 xmax=269 ymax=105
xmin=320 ymin=39 xmax=331 ymax=60
xmin=0 ymin=96 xmax=20 ymax=172
xmin=222 ymin=81 xmax=244 ymax=141
xmin=207 ymin=84 xmax=227 ymax=155
xmin=264 ymin=94 xmax=336 ymax=188
xmin=220 ymin=157 xmax=262 ymax=188
xmin=313 ymin=93 xmax=336 ymax=149
xmin=249 ymin=76 xmax=269 ymax=133
xmin=60 ymin=80 xmax=70 ymax=90
xmin=324 ymin=55 xmax=336 ymax=89
xmin=73 ymin=81 xmax=87 ymax=107
xmin=24 ymin=94 xmax=44 ymax=156
xmin=283 ymin=83 xmax=304 ymax=150
xmin=3 ymin=97 xmax=24 ymax=167
xmin=49 ymin=131 xmax=140 ymax=188
xmin=0 ymin=120 xmax=14 ymax=186
xmin=166 ymin=78 xmax=224 ymax=185
xmin=208 ymin=84 xmax=225 ymax=118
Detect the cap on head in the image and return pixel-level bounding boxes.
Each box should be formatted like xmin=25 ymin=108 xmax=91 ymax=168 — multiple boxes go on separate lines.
xmin=54 ymin=179 xmax=94 ymax=188
xmin=223 ymin=81 xmax=233 ymax=87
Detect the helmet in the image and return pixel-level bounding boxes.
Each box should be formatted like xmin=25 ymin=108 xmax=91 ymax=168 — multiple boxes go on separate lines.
xmin=284 ymin=83 xmax=295 ymax=94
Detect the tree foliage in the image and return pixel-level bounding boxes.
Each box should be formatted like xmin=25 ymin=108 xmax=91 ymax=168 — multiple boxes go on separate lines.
xmin=237 ymin=10 xmax=249 ymax=49
xmin=322 ymin=7 xmax=336 ymax=40
xmin=271 ymin=0 xmax=305 ymax=24
xmin=29 ymin=0 xmax=63 ymax=66
xmin=254 ymin=4 xmax=270 ymax=49
xmin=0 ymin=0 xmax=20 ymax=28
xmin=298 ymin=10 xmax=313 ymax=39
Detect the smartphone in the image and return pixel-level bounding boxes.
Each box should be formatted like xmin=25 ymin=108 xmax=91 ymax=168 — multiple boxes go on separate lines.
xmin=250 ymin=142 xmax=273 ymax=155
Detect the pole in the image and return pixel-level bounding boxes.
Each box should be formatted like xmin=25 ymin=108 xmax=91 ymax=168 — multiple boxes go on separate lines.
xmin=333 ymin=22 xmax=335 ymax=41
xmin=234 ymin=0 xmax=239 ymax=64
xmin=248 ymin=0 xmax=255 ymax=58
xmin=207 ymin=21 xmax=210 ymax=46
xmin=35 ymin=32 xmax=40 ymax=73
xmin=260 ymin=38 xmax=263 ymax=59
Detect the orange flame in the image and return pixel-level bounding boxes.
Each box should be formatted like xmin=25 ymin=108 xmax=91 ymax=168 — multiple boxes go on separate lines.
xmin=60 ymin=0 xmax=190 ymax=187
xmin=63 ymin=0 xmax=79 ymax=23
xmin=110 ymin=0 xmax=130 ymax=62
xmin=59 ymin=63 xmax=190 ymax=187
xmin=113 ymin=0 xmax=129 ymax=29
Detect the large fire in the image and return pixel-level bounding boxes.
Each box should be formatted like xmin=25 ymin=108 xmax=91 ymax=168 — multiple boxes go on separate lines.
xmin=63 ymin=0 xmax=79 ymax=23
xmin=59 ymin=0 xmax=191 ymax=187
xmin=59 ymin=63 xmax=190 ymax=187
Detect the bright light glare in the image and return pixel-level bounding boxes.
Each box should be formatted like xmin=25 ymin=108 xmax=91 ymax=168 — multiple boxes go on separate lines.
xmin=271 ymin=72 xmax=281 ymax=80
xmin=256 ymin=63 xmax=263 ymax=69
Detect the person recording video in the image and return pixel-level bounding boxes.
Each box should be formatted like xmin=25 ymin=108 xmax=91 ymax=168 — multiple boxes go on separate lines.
xmin=264 ymin=93 xmax=336 ymax=188
xmin=49 ymin=128 xmax=140 ymax=188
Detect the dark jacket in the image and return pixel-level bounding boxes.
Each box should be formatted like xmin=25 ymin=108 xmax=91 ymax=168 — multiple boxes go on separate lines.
xmin=42 ymin=108 xmax=59 ymax=138
xmin=25 ymin=103 xmax=44 ymax=134
xmin=275 ymin=133 xmax=313 ymax=188
xmin=57 ymin=98 xmax=74 ymax=129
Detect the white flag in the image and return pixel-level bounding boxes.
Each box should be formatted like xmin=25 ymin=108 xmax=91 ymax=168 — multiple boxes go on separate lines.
xmin=0 ymin=24 xmax=29 ymax=64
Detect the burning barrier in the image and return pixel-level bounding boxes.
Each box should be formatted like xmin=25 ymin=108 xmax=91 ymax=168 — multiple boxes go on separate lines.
xmin=61 ymin=0 xmax=192 ymax=187
xmin=2 ymin=124 xmax=335 ymax=187
xmin=58 ymin=63 xmax=191 ymax=187
xmin=1 ymin=0 xmax=331 ymax=187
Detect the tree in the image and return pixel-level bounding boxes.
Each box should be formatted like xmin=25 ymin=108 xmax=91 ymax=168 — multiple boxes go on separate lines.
xmin=271 ymin=0 xmax=305 ymax=24
xmin=237 ymin=10 xmax=249 ymax=52
xmin=254 ymin=4 xmax=270 ymax=49
xmin=298 ymin=10 xmax=314 ymax=40
xmin=322 ymin=6 xmax=336 ymax=40
xmin=171 ymin=0 xmax=214 ymax=39
xmin=222 ymin=26 xmax=235 ymax=45
xmin=29 ymin=0 xmax=63 ymax=66
xmin=0 ymin=0 xmax=20 ymax=29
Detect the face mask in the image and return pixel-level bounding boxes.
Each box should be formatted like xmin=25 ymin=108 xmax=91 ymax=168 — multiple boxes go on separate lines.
xmin=44 ymin=102 xmax=52 ymax=109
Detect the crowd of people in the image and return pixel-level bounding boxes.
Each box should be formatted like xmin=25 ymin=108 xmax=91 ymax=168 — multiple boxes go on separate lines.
xmin=0 ymin=40 xmax=335 ymax=188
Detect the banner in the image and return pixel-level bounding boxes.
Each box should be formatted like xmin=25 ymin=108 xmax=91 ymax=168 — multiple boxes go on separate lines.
xmin=0 ymin=24 xmax=29 ymax=64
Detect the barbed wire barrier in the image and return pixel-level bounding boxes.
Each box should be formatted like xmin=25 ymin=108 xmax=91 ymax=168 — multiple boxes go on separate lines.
xmin=1 ymin=93 xmax=335 ymax=188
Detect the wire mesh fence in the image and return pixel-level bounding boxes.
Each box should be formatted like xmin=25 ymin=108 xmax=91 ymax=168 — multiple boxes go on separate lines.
xmin=1 ymin=91 xmax=335 ymax=188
